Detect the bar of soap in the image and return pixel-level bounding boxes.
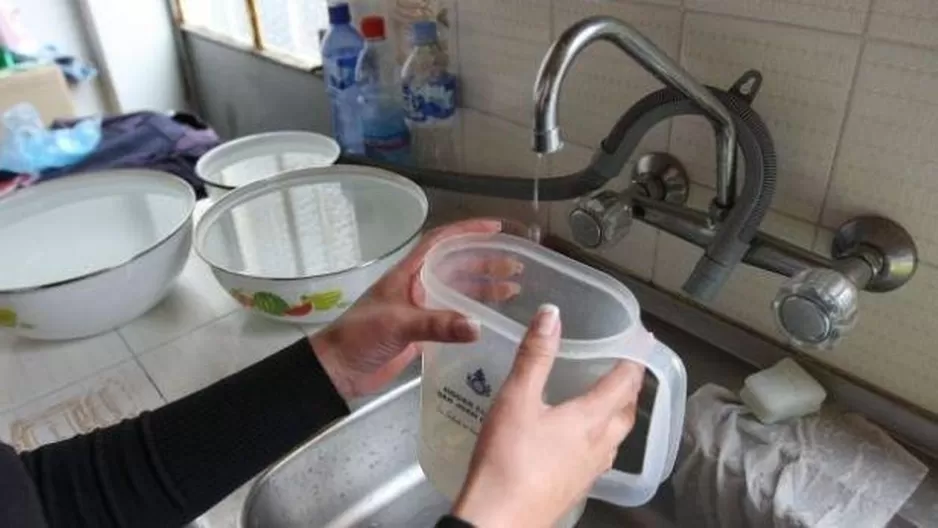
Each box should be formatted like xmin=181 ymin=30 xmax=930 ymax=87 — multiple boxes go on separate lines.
xmin=739 ymin=358 xmax=827 ymax=424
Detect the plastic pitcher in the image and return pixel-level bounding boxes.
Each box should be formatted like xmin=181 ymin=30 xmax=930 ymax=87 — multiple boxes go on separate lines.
xmin=418 ymin=234 xmax=687 ymax=511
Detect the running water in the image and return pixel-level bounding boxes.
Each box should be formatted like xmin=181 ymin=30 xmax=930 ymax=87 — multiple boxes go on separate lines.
xmin=528 ymin=153 xmax=547 ymax=243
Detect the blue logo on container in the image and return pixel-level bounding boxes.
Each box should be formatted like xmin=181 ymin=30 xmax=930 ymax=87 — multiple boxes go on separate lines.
xmin=466 ymin=368 xmax=492 ymax=398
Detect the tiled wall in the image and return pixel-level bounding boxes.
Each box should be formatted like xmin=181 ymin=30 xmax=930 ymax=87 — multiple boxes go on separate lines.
xmin=417 ymin=0 xmax=938 ymax=414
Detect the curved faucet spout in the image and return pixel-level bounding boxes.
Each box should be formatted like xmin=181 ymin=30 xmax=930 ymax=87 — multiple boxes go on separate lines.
xmin=532 ymin=16 xmax=739 ymax=211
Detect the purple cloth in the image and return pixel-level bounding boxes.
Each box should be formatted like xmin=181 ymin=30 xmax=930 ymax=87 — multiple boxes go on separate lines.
xmin=37 ymin=112 xmax=221 ymax=198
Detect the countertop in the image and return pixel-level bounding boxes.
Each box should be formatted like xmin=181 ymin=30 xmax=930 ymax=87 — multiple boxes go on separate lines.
xmin=1 ymin=201 xmax=935 ymax=527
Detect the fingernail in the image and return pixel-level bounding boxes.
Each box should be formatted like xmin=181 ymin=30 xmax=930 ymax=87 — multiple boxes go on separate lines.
xmin=510 ymin=260 xmax=525 ymax=275
xmin=535 ymin=304 xmax=560 ymax=337
xmin=456 ymin=317 xmax=482 ymax=341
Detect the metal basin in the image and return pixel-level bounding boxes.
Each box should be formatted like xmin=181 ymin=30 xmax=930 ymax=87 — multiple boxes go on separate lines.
xmin=241 ymin=376 xmax=676 ymax=527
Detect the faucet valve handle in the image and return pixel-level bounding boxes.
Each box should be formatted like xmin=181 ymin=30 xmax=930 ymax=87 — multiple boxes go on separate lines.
xmin=773 ymin=268 xmax=859 ymax=350
xmin=569 ymin=190 xmax=633 ymax=250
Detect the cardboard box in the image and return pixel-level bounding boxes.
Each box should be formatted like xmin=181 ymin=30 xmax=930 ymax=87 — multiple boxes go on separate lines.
xmin=0 ymin=65 xmax=75 ymax=125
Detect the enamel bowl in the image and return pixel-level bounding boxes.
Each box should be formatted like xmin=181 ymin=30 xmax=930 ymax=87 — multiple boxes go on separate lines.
xmin=0 ymin=170 xmax=195 ymax=340
xmin=195 ymin=165 xmax=428 ymax=324
xmin=196 ymin=131 xmax=341 ymax=200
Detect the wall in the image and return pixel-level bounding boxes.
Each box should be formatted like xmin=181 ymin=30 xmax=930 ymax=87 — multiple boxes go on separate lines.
xmin=77 ymin=0 xmax=188 ymax=113
xmin=183 ymin=32 xmax=333 ymax=139
xmin=445 ymin=0 xmax=938 ymax=414
xmin=13 ymin=0 xmax=112 ymax=115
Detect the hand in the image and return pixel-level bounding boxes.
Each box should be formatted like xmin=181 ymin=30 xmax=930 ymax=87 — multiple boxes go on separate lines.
xmin=453 ymin=305 xmax=647 ymax=527
xmin=312 ymin=219 xmax=522 ymax=399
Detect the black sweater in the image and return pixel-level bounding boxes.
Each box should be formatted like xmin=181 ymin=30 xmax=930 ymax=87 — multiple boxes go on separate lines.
xmin=0 ymin=338 xmax=472 ymax=528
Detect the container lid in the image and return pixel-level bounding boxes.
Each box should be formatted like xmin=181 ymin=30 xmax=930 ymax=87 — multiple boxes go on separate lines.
xmin=196 ymin=131 xmax=340 ymax=192
xmin=360 ymin=16 xmax=386 ymax=39
xmin=411 ymin=20 xmax=438 ymax=46
xmin=196 ymin=165 xmax=428 ymax=280
xmin=0 ymin=170 xmax=195 ymax=292
xmin=421 ymin=234 xmax=647 ymax=359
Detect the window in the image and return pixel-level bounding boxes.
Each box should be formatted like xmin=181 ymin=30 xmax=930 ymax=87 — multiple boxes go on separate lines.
xmin=176 ymin=0 xmax=330 ymax=67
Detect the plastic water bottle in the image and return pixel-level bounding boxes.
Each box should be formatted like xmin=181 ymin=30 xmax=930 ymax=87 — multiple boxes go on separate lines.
xmin=401 ymin=20 xmax=458 ymax=170
xmin=356 ymin=15 xmax=411 ymax=164
xmin=321 ymin=3 xmax=364 ymax=154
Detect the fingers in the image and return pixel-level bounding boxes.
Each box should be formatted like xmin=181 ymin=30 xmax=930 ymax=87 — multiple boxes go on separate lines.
xmin=581 ymin=360 xmax=646 ymax=417
xmin=451 ymin=278 xmax=522 ymax=303
xmin=398 ymin=219 xmax=503 ymax=275
xmin=504 ymin=304 xmax=561 ymax=397
xmin=398 ymin=307 xmax=482 ymax=344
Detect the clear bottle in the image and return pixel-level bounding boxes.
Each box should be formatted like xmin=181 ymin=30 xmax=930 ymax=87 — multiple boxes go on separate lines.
xmin=401 ymin=20 xmax=458 ymax=170
xmin=356 ymin=15 xmax=412 ymax=164
xmin=321 ymin=3 xmax=365 ymax=154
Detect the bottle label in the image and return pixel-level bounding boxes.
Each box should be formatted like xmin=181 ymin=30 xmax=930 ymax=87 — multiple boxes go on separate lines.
xmin=403 ymin=74 xmax=457 ymax=123
xmin=326 ymin=55 xmax=358 ymax=91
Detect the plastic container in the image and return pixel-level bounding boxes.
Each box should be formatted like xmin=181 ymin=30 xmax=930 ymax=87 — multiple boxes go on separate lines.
xmin=356 ymin=15 xmax=411 ymax=164
xmin=418 ymin=234 xmax=687 ymax=509
xmin=321 ymin=3 xmax=365 ymax=154
xmin=401 ymin=20 xmax=457 ymax=170
xmin=195 ymin=131 xmax=340 ymax=199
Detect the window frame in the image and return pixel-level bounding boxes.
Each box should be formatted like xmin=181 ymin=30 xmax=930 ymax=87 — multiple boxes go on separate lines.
xmin=172 ymin=0 xmax=325 ymax=72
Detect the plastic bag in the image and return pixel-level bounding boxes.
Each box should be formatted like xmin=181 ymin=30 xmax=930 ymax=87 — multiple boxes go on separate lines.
xmin=0 ymin=103 xmax=101 ymax=174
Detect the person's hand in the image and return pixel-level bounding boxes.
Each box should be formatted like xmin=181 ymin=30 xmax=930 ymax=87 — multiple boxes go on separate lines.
xmin=452 ymin=304 xmax=647 ymax=527
xmin=312 ymin=219 xmax=522 ymax=399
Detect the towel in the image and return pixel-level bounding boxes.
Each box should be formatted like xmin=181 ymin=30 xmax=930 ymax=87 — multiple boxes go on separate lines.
xmin=673 ymin=384 xmax=928 ymax=528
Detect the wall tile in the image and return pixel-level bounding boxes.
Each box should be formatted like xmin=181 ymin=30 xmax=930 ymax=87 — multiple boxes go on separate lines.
xmin=653 ymin=183 xmax=816 ymax=339
xmin=138 ymin=311 xmax=303 ymax=402
xmin=459 ymin=110 xmax=550 ymax=226
xmin=673 ymin=14 xmax=861 ymax=222
xmin=553 ymin=1 xmax=682 ymax=147
xmin=0 ymin=359 xmax=163 ymax=450
xmin=823 ymin=42 xmax=938 ymax=265
xmin=0 ymin=331 xmax=132 ymax=414
xmin=686 ymin=0 xmax=871 ymax=34
xmin=458 ymin=28 xmax=548 ymax=125
xmin=457 ymin=0 xmax=550 ymax=44
xmin=869 ymin=0 xmax=938 ymax=49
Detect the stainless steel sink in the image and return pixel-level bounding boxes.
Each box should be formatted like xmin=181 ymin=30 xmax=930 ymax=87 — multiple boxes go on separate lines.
xmin=241 ymin=376 xmax=676 ymax=527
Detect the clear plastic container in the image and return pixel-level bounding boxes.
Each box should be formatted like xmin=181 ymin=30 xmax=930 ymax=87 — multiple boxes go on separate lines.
xmin=418 ymin=234 xmax=687 ymax=510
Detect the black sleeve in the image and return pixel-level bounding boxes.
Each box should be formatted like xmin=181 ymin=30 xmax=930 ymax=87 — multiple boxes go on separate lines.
xmin=15 ymin=337 xmax=349 ymax=528
xmin=436 ymin=515 xmax=476 ymax=527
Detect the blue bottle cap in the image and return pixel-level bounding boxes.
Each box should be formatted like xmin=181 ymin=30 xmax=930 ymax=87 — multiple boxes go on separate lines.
xmin=412 ymin=20 xmax=439 ymax=46
xmin=328 ymin=3 xmax=352 ymax=25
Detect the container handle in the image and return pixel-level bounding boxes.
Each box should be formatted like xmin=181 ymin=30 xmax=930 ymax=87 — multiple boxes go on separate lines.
xmin=590 ymin=339 xmax=687 ymax=507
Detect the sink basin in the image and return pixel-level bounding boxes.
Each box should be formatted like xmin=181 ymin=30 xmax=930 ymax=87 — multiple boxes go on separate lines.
xmin=241 ymin=377 xmax=676 ymax=527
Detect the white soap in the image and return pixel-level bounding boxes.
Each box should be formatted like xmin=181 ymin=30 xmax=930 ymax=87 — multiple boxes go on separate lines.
xmin=739 ymin=358 xmax=827 ymax=424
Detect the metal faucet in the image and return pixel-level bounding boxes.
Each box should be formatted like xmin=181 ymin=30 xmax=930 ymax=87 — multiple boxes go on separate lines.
xmin=343 ymin=15 xmax=920 ymax=350
xmin=533 ymin=16 xmax=738 ymax=214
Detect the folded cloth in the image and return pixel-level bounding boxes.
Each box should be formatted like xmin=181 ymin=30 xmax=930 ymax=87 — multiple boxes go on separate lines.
xmin=673 ymin=384 xmax=928 ymax=528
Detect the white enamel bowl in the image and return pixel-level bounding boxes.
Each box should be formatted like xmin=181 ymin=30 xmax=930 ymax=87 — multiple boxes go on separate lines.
xmin=0 ymin=170 xmax=196 ymax=340
xmin=195 ymin=165 xmax=428 ymax=324
xmin=196 ymin=131 xmax=341 ymax=200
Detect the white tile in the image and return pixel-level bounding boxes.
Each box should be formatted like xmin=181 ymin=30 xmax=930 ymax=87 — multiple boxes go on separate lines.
xmin=457 ymin=0 xmax=550 ymax=44
xmin=459 ymin=110 xmax=551 ymax=227
xmin=673 ymin=13 xmax=861 ymax=222
xmin=685 ymin=0 xmax=871 ymax=34
xmin=118 ymin=251 xmax=240 ymax=355
xmin=869 ymin=0 xmax=938 ymax=49
xmin=0 ymin=359 xmax=163 ymax=450
xmin=138 ymin=311 xmax=303 ymax=402
xmin=0 ymin=331 xmax=132 ymax=414
xmin=823 ymin=42 xmax=938 ymax=266
xmin=553 ymin=1 xmax=682 ymax=147
xmin=547 ymin=142 xmax=661 ymax=280
xmin=652 ymin=184 xmax=816 ymax=339
xmin=458 ymin=28 xmax=549 ymax=126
